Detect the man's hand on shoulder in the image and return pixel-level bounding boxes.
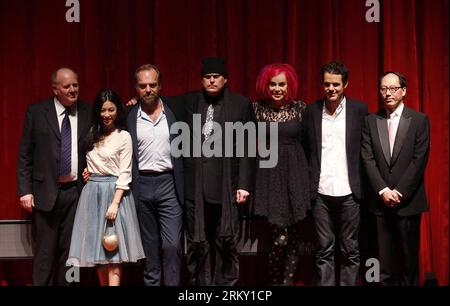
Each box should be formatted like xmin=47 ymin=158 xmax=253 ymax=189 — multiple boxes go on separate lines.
xmin=126 ymin=97 xmax=138 ymax=107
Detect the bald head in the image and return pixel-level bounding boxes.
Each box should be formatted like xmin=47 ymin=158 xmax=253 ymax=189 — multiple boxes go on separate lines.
xmin=51 ymin=68 xmax=77 ymax=84
xmin=52 ymin=68 xmax=79 ymax=107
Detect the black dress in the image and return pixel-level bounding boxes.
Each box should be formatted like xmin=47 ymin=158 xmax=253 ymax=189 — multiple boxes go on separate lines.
xmin=253 ymin=100 xmax=310 ymax=227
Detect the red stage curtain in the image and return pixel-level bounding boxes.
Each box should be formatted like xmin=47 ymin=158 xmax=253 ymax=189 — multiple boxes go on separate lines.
xmin=0 ymin=0 xmax=447 ymax=285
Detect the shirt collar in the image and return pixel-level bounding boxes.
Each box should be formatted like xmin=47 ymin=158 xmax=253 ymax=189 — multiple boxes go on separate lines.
xmin=322 ymin=96 xmax=346 ymax=117
xmin=54 ymin=97 xmax=76 ymax=115
xmin=138 ymin=98 xmax=165 ymax=115
xmin=387 ymin=102 xmax=404 ymax=118
xmin=137 ymin=98 xmax=165 ymax=123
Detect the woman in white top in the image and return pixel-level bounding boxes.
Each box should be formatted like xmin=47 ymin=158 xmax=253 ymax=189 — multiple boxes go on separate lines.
xmin=67 ymin=90 xmax=144 ymax=286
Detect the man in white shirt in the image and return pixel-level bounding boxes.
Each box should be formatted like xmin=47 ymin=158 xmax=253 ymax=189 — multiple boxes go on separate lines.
xmin=126 ymin=64 xmax=184 ymax=286
xmin=361 ymin=72 xmax=430 ymax=285
xmin=16 ymin=68 xmax=90 ymax=285
xmin=303 ymin=61 xmax=368 ymax=286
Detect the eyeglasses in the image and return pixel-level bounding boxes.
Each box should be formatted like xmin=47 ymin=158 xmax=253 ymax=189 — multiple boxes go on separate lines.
xmin=380 ymin=86 xmax=403 ymax=94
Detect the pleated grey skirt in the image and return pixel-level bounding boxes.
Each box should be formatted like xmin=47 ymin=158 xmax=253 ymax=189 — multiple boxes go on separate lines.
xmin=67 ymin=175 xmax=145 ymax=267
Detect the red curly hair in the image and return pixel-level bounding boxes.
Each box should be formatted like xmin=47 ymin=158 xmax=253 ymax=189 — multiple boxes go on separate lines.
xmin=255 ymin=63 xmax=299 ymax=103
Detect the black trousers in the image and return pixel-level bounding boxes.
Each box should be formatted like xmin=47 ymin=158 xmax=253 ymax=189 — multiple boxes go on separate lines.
xmin=137 ymin=173 xmax=183 ymax=286
xmin=312 ymin=194 xmax=361 ymax=286
xmin=32 ymin=184 xmax=78 ymax=286
xmin=185 ymin=199 xmax=239 ymax=286
xmin=375 ymin=213 xmax=421 ymax=286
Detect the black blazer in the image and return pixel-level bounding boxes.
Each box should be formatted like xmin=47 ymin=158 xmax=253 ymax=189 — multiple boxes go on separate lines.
xmin=181 ymin=89 xmax=255 ymax=201
xmin=126 ymin=97 xmax=184 ymax=205
xmin=16 ymin=99 xmax=91 ymax=211
xmin=361 ymin=106 xmax=430 ymax=216
xmin=303 ymin=97 xmax=368 ymax=201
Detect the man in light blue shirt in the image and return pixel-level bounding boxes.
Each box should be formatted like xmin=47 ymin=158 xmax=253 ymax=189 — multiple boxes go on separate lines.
xmin=126 ymin=64 xmax=184 ymax=286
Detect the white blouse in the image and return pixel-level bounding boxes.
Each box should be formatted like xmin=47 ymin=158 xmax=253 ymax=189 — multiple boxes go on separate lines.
xmin=86 ymin=129 xmax=132 ymax=190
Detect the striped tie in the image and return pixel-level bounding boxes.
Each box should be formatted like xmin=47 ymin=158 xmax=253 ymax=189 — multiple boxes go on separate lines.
xmin=60 ymin=108 xmax=72 ymax=176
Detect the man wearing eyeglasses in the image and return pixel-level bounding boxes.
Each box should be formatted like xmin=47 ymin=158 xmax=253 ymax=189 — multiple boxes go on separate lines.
xmin=361 ymin=71 xmax=430 ymax=285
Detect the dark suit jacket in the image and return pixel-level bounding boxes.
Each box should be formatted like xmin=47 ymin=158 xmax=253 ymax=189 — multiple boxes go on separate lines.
xmin=361 ymin=106 xmax=430 ymax=216
xmin=16 ymin=99 xmax=90 ymax=211
xmin=126 ymin=97 xmax=184 ymax=205
xmin=181 ymin=89 xmax=255 ymax=202
xmin=303 ymin=97 xmax=368 ymax=201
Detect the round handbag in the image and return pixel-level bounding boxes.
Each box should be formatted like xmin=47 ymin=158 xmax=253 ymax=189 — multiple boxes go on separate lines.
xmin=102 ymin=220 xmax=119 ymax=252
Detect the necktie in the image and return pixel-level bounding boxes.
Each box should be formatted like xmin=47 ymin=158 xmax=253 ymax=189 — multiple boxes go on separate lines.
xmin=388 ymin=113 xmax=396 ymax=157
xmin=203 ymin=104 xmax=214 ymax=141
xmin=60 ymin=108 xmax=72 ymax=176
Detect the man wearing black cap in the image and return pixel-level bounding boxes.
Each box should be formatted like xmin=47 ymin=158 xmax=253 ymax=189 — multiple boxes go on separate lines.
xmin=182 ymin=57 xmax=255 ymax=286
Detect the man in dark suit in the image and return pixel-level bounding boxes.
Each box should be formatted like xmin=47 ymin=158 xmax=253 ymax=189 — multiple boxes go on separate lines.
xmin=126 ymin=64 xmax=184 ymax=286
xmin=182 ymin=57 xmax=255 ymax=286
xmin=16 ymin=67 xmax=90 ymax=285
xmin=303 ymin=61 xmax=368 ymax=286
xmin=361 ymin=71 xmax=430 ymax=286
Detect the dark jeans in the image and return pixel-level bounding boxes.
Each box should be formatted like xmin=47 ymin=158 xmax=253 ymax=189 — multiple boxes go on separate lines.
xmin=137 ymin=173 xmax=183 ymax=286
xmin=375 ymin=213 xmax=421 ymax=286
xmin=184 ymin=199 xmax=239 ymax=286
xmin=312 ymin=194 xmax=360 ymax=286
xmin=32 ymin=184 xmax=78 ymax=286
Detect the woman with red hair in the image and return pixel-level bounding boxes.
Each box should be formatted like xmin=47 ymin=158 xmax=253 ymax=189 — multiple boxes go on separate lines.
xmin=253 ymin=63 xmax=310 ymax=285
